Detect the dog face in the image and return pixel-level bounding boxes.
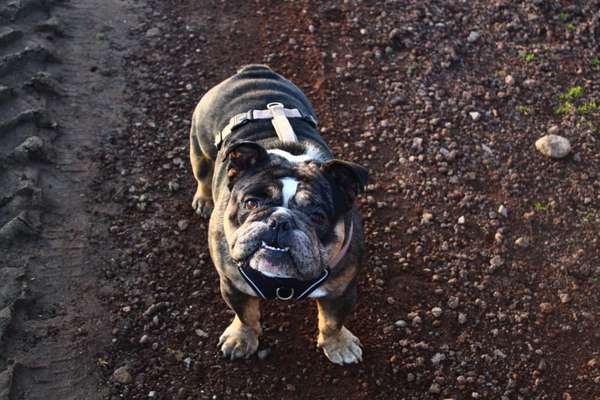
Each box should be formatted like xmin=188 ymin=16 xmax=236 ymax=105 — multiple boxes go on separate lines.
xmin=221 ymin=141 xmax=367 ymax=280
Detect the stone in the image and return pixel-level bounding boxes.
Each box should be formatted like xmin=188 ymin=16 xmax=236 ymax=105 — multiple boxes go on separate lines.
xmin=431 ymin=352 xmax=446 ymax=366
xmin=112 ymin=366 xmax=133 ymax=384
xmin=467 ymin=31 xmax=480 ymax=43
xmin=429 ymin=382 xmax=441 ymax=394
xmin=257 ymin=348 xmax=271 ymax=360
xmin=515 ymin=237 xmax=529 ymax=249
xmin=458 ymin=313 xmax=467 ymax=324
xmin=547 ymin=125 xmax=559 ymax=135
xmin=504 ymin=75 xmax=514 ymax=85
xmin=498 ymin=205 xmax=508 ymax=218
xmin=539 ymin=302 xmax=553 ymax=314
xmin=458 ymin=216 xmax=466 ymax=224
xmin=431 ymin=307 xmax=443 ymax=318
xmin=469 ymin=111 xmax=481 ymax=121
xmin=535 ymin=135 xmax=571 ymax=159
xmin=559 ymin=293 xmax=570 ymax=304
xmin=421 ymin=212 xmax=434 ymax=225
xmin=146 ymin=27 xmax=160 ymax=37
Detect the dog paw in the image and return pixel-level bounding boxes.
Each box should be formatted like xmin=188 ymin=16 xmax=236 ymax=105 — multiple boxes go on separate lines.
xmin=317 ymin=326 xmax=363 ymax=365
xmin=218 ymin=320 xmax=259 ymax=360
xmin=192 ymin=193 xmax=213 ymax=218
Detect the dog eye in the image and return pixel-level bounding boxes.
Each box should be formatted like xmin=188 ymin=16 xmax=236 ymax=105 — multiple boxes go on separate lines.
xmin=310 ymin=211 xmax=326 ymax=224
xmin=244 ymin=198 xmax=260 ymax=210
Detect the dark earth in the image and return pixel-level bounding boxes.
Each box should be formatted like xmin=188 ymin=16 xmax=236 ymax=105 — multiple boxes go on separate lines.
xmin=1 ymin=1 xmax=599 ymax=399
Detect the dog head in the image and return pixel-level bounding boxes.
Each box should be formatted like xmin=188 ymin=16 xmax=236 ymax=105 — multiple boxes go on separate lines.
xmin=221 ymin=141 xmax=367 ymax=280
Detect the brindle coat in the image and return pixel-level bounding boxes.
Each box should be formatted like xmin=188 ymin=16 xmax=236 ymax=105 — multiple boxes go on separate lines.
xmin=189 ymin=65 xmax=368 ymax=364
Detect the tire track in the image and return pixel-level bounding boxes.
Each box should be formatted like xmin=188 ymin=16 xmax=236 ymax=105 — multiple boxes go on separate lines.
xmin=0 ymin=0 xmax=141 ymax=398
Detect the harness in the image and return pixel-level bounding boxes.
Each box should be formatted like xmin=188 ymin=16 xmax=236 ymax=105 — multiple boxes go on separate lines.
xmin=217 ymin=102 xmax=353 ymax=300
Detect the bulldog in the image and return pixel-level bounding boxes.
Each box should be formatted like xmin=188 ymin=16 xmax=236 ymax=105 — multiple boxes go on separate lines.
xmin=189 ymin=65 xmax=368 ymax=365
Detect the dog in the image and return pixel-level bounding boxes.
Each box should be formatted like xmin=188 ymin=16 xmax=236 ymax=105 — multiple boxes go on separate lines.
xmin=189 ymin=65 xmax=368 ymax=364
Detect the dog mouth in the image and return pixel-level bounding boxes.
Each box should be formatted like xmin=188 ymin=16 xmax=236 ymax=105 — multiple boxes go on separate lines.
xmin=260 ymin=241 xmax=289 ymax=253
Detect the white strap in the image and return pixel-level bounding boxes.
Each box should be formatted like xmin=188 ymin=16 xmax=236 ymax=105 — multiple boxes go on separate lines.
xmin=217 ymin=103 xmax=306 ymax=146
xmin=267 ymin=102 xmax=298 ymax=143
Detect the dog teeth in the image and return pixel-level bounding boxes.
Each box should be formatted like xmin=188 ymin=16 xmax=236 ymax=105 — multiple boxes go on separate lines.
xmin=261 ymin=241 xmax=289 ymax=252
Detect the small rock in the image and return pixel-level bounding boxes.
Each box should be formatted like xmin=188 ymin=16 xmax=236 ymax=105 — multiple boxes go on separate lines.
xmin=146 ymin=27 xmax=160 ymax=37
xmin=431 ymin=307 xmax=443 ymax=318
xmin=431 ymin=352 xmax=446 ymax=366
xmin=498 ymin=205 xmax=508 ymax=218
xmin=411 ymin=137 xmax=423 ymax=153
xmin=390 ymin=95 xmax=407 ymax=106
xmin=394 ymin=319 xmax=408 ymax=328
xmin=559 ymin=293 xmax=570 ymax=304
xmin=490 ymin=256 xmax=504 ymax=268
xmin=535 ymin=135 xmax=571 ymax=159
xmin=539 ymin=302 xmax=553 ymax=314
xmin=421 ymin=212 xmax=434 ymax=225
xmin=448 ymin=296 xmax=460 ymax=309
xmin=177 ymin=219 xmax=189 ymax=231
xmin=467 ymin=31 xmax=480 ymax=43
xmin=112 ymin=366 xmax=133 ymax=384
xmin=195 ymin=329 xmax=209 ymax=338
xmin=515 ymin=237 xmax=529 ymax=249
xmin=469 ymin=111 xmax=481 ymax=121
xmin=429 ymin=382 xmax=441 ymax=394
xmin=139 ymin=334 xmax=150 ymax=344
xmin=587 ymin=358 xmax=598 ymax=368
xmin=458 ymin=313 xmax=467 ymax=324
xmin=148 ymin=391 xmax=157 ymax=398
xmin=257 ymin=348 xmax=271 ymax=360
xmin=458 ymin=216 xmax=466 ymax=225
xmin=547 ymin=125 xmax=560 ymax=135
xmin=504 ymin=75 xmax=515 ymax=85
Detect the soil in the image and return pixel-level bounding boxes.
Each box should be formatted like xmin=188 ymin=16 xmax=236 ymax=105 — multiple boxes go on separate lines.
xmin=1 ymin=1 xmax=600 ymax=400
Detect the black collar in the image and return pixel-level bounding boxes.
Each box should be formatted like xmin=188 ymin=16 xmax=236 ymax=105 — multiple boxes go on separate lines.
xmin=238 ymin=266 xmax=330 ymax=300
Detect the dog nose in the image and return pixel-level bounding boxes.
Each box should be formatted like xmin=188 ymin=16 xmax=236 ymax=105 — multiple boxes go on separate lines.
xmin=268 ymin=218 xmax=291 ymax=231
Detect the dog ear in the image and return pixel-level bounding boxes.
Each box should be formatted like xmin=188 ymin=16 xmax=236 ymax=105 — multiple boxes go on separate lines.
xmin=321 ymin=159 xmax=368 ymax=212
xmin=223 ymin=141 xmax=268 ymax=187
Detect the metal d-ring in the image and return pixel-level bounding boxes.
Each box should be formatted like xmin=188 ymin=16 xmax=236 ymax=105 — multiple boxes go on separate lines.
xmin=276 ymin=287 xmax=294 ymax=301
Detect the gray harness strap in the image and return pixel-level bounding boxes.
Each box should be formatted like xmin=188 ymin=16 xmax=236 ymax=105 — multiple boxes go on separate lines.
xmin=215 ymin=102 xmax=318 ymax=148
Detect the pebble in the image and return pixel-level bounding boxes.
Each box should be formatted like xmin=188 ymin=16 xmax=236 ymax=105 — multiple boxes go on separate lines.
xmin=490 ymin=256 xmax=504 ymax=268
xmin=257 ymin=348 xmax=271 ymax=360
xmin=431 ymin=352 xmax=446 ymax=366
xmin=448 ymin=296 xmax=460 ymax=309
xmin=146 ymin=27 xmax=160 ymax=37
xmin=539 ymin=302 xmax=553 ymax=314
xmin=498 ymin=205 xmax=508 ymax=218
xmin=467 ymin=31 xmax=480 ymax=43
xmin=469 ymin=111 xmax=481 ymax=121
xmin=429 ymin=382 xmax=441 ymax=394
xmin=112 ymin=366 xmax=133 ymax=384
xmin=139 ymin=334 xmax=150 ymax=344
xmin=195 ymin=328 xmax=209 ymax=338
xmin=535 ymin=135 xmax=571 ymax=158
xmin=431 ymin=307 xmax=443 ymax=318
xmin=458 ymin=313 xmax=467 ymax=324
xmin=547 ymin=125 xmax=560 ymax=135
xmin=421 ymin=212 xmax=434 ymax=225
xmin=394 ymin=319 xmax=408 ymax=328
xmin=559 ymin=293 xmax=570 ymax=304
xmin=515 ymin=237 xmax=529 ymax=248
xmin=458 ymin=216 xmax=466 ymax=224
xmin=504 ymin=75 xmax=515 ymax=85
xmin=177 ymin=219 xmax=189 ymax=231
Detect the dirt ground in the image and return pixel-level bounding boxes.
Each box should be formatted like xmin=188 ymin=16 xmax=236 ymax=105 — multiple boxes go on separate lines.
xmin=1 ymin=1 xmax=600 ymax=399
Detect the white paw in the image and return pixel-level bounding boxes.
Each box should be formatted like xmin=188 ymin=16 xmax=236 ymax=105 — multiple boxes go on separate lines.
xmin=218 ymin=321 xmax=259 ymax=360
xmin=192 ymin=195 xmax=213 ymax=218
xmin=318 ymin=326 xmax=363 ymax=365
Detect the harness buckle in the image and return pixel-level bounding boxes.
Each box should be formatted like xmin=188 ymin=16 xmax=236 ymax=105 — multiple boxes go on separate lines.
xmin=275 ymin=287 xmax=295 ymax=301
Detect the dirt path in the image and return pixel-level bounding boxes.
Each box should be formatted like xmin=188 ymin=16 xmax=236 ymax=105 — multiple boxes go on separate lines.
xmin=2 ymin=1 xmax=600 ymax=399
xmin=0 ymin=0 xmax=139 ymax=398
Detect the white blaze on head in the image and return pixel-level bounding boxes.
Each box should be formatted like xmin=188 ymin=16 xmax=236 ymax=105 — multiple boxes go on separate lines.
xmin=280 ymin=177 xmax=299 ymax=208
xmin=267 ymin=145 xmax=325 ymax=163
